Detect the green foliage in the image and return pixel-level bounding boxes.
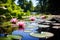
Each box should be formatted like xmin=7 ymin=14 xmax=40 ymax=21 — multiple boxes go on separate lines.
xmin=0 ymin=15 xmax=6 ymax=22
xmin=36 ymin=0 xmax=49 ymax=13
xmin=26 ymin=10 xmax=30 ymax=16
xmin=18 ymin=0 xmax=27 ymax=11
xmin=0 ymin=0 xmax=31 ymax=19
xmin=18 ymin=0 xmax=34 ymax=12
xmin=0 ymin=0 xmax=7 ymax=3
xmin=2 ymin=21 xmax=11 ymax=27
xmin=1 ymin=21 xmax=18 ymax=34
xmin=26 ymin=0 xmax=34 ymax=11
xmin=1 ymin=21 xmax=12 ymax=34
xmin=4 ymin=13 xmax=12 ymax=21
xmin=7 ymin=4 xmax=23 ymax=18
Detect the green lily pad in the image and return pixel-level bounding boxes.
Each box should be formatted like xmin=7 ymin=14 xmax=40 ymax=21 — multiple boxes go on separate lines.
xmin=7 ymin=35 xmax=22 ymax=39
xmin=0 ymin=37 xmax=11 ymax=40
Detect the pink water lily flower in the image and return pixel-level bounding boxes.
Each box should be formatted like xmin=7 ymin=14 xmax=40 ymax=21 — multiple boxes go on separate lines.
xmin=41 ymin=16 xmax=46 ymax=19
xmin=29 ymin=17 xmax=36 ymax=21
xmin=17 ymin=21 xmax=25 ymax=30
xmin=10 ymin=18 xmax=18 ymax=24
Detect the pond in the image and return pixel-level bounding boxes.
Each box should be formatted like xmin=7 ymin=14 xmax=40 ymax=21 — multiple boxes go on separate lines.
xmin=12 ymin=21 xmax=39 ymax=40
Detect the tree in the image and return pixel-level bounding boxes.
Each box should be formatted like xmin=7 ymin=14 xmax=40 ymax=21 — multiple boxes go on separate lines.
xmin=48 ymin=0 xmax=60 ymax=14
xmin=18 ymin=0 xmax=34 ymax=12
xmin=0 ymin=0 xmax=7 ymax=3
xmin=36 ymin=0 xmax=49 ymax=13
xmin=26 ymin=0 xmax=34 ymax=12
xmin=18 ymin=0 xmax=27 ymax=10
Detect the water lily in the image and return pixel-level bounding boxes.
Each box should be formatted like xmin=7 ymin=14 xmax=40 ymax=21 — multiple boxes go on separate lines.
xmin=41 ymin=16 xmax=46 ymax=19
xmin=17 ymin=21 xmax=25 ymax=30
xmin=29 ymin=17 xmax=36 ymax=21
xmin=10 ymin=18 xmax=18 ymax=24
